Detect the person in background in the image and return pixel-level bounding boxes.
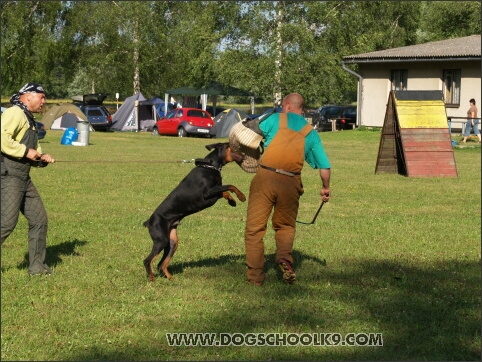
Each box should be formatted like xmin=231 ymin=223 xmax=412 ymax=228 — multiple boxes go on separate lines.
xmin=461 ymin=98 xmax=481 ymax=144
xmin=244 ymin=93 xmax=331 ymax=286
xmin=1 ymin=82 xmax=56 ymax=276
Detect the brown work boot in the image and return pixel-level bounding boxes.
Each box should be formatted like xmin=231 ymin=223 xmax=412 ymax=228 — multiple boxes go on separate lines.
xmin=277 ymin=258 xmax=296 ymax=284
xmin=247 ymin=280 xmax=263 ymax=286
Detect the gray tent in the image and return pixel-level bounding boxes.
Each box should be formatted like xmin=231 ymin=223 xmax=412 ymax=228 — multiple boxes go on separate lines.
xmin=213 ymin=108 xmax=248 ymax=138
xmin=111 ymin=93 xmax=160 ymax=132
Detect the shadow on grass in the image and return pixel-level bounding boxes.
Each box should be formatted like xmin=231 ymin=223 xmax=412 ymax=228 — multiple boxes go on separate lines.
xmin=314 ymin=259 xmax=481 ymax=360
xmin=156 ymin=249 xmax=326 ymax=282
xmin=17 ymin=238 xmax=87 ymax=270
xmin=67 ymin=253 xmax=481 ymax=361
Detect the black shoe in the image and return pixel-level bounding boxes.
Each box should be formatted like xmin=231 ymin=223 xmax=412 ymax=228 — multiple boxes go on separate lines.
xmin=277 ymin=258 xmax=296 ymax=284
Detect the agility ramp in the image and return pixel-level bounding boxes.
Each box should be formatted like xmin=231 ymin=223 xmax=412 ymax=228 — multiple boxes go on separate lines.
xmin=375 ymin=90 xmax=457 ymax=178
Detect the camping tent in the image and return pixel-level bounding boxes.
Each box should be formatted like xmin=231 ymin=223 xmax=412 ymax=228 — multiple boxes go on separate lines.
xmin=213 ymin=108 xmax=248 ymax=138
xmin=111 ymin=93 xmax=160 ymax=132
xmin=52 ymin=113 xmax=82 ymax=130
xmin=41 ymin=104 xmax=88 ymax=130
xmin=149 ymin=97 xmax=177 ymax=118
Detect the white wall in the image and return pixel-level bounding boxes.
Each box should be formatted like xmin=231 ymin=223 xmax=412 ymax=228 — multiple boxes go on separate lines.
xmin=355 ymin=60 xmax=481 ymax=127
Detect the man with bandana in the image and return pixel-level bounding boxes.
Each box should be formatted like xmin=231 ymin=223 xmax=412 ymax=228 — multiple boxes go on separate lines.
xmin=1 ymin=82 xmax=56 ymax=276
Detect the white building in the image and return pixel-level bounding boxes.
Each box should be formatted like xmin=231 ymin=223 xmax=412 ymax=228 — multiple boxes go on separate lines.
xmin=342 ymin=35 xmax=481 ymax=128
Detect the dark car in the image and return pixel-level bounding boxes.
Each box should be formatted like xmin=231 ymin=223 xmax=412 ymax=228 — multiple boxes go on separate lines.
xmin=203 ymin=106 xmax=226 ymax=118
xmin=1 ymin=106 xmax=46 ymax=139
xmin=153 ymin=108 xmax=215 ymax=137
xmin=313 ymin=105 xmax=344 ymax=131
xmin=336 ymin=106 xmax=357 ymax=130
xmin=313 ymin=105 xmax=357 ymax=131
xmin=36 ymin=121 xmax=47 ymax=139
xmin=248 ymin=106 xmax=282 ymax=120
xmin=312 ymin=105 xmax=332 ymax=128
xmin=72 ymin=94 xmax=113 ymax=131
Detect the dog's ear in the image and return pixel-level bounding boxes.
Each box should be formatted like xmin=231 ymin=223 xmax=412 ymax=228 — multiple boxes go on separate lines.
xmin=219 ymin=142 xmax=231 ymax=160
xmin=205 ymin=142 xmax=229 ymax=151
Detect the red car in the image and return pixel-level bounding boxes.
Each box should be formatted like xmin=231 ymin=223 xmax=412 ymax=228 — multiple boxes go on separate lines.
xmin=153 ymin=108 xmax=215 ymax=137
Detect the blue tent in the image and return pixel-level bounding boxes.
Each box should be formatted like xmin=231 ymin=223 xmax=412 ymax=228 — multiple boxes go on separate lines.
xmin=148 ymin=98 xmax=177 ymax=118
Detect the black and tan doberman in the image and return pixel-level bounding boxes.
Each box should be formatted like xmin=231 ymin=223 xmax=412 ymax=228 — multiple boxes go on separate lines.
xmin=143 ymin=142 xmax=246 ymax=281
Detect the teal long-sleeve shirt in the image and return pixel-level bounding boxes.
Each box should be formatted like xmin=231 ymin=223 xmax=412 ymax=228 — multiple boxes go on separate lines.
xmin=259 ymin=112 xmax=331 ymax=169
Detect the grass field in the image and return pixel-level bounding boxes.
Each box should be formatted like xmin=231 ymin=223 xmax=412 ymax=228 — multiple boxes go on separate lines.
xmin=1 ymin=128 xmax=480 ymax=361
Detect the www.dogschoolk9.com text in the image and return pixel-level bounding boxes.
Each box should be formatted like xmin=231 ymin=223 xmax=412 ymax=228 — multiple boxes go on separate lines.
xmin=166 ymin=332 xmax=383 ymax=347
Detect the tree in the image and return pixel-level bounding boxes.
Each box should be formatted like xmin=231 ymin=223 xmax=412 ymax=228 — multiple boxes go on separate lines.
xmin=0 ymin=1 xmax=63 ymax=95
xmin=1 ymin=1 xmax=479 ymax=106
xmin=418 ymin=1 xmax=481 ymax=42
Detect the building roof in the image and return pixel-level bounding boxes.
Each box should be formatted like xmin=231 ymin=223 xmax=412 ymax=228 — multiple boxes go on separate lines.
xmin=343 ymin=35 xmax=481 ymax=63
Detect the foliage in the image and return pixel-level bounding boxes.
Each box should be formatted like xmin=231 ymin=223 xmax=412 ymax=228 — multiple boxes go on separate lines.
xmin=0 ymin=1 xmax=63 ymax=93
xmin=1 ymin=1 xmax=480 ymax=106
xmin=1 ymin=130 xmax=480 ymax=360
xmin=418 ymin=1 xmax=482 ymax=42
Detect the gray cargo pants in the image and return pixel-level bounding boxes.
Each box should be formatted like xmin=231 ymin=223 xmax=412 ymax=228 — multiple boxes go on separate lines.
xmin=1 ymin=174 xmax=49 ymax=274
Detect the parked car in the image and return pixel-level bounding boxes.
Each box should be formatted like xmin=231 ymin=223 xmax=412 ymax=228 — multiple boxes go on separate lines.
xmin=152 ymin=108 xmax=215 ymax=137
xmin=336 ymin=105 xmax=357 ymax=130
xmin=1 ymin=106 xmax=46 ymax=139
xmin=203 ymin=106 xmax=226 ymax=118
xmin=312 ymin=105 xmax=332 ymax=128
xmin=313 ymin=105 xmax=356 ymax=131
xmin=313 ymin=105 xmax=343 ymax=131
xmin=247 ymin=106 xmax=282 ymax=120
xmin=72 ymin=94 xmax=112 ymax=131
xmin=36 ymin=121 xmax=47 ymax=139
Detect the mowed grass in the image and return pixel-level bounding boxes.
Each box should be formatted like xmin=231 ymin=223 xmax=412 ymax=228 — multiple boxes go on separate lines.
xmin=1 ymin=128 xmax=480 ymax=361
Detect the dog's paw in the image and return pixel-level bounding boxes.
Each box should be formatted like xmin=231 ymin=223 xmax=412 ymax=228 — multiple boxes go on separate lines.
xmin=228 ymin=198 xmax=237 ymax=207
xmin=238 ymin=192 xmax=247 ymax=202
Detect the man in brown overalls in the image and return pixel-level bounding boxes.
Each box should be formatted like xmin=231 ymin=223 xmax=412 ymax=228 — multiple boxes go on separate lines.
xmin=244 ymin=93 xmax=331 ymax=285
xmin=1 ymin=83 xmax=56 ymax=275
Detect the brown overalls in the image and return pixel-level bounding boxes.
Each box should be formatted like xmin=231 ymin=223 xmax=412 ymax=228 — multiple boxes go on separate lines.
xmin=244 ymin=113 xmax=312 ymax=283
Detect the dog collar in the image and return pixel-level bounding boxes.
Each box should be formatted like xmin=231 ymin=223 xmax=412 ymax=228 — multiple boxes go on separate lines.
xmin=199 ymin=164 xmax=222 ymax=172
xmin=195 ymin=158 xmax=222 ymax=172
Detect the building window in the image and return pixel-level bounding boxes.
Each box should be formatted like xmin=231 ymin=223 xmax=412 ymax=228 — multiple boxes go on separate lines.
xmin=443 ymin=69 xmax=461 ymax=106
xmin=391 ymin=69 xmax=408 ymax=90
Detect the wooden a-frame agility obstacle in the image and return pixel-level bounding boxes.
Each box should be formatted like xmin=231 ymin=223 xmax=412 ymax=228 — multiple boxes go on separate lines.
xmin=375 ymin=90 xmax=457 ymax=178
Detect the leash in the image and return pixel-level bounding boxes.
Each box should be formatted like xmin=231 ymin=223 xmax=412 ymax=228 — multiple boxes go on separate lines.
xmin=296 ymin=201 xmax=325 ymax=225
xmin=52 ymin=159 xmax=195 ymax=164
xmin=30 ymin=159 xmax=195 ymax=167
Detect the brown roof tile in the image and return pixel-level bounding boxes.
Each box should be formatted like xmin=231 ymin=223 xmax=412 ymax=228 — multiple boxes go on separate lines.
xmin=343 ymin=35 xmax=481 ymax=62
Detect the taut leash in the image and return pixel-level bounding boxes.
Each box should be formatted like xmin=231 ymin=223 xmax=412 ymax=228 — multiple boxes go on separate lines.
xmin=30 ymin=158 xmax=195 ymax=167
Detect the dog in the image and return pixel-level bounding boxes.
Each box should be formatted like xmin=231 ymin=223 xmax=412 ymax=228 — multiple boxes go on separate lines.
xmin=143 ymin=142 xmax=246 ymax=281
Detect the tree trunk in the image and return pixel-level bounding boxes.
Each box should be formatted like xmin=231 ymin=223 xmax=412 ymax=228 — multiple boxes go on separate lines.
xmin=273 ymin=2 xmax=283 ymax=106
xmin=133 ymin=19 xmax=140 ymax=94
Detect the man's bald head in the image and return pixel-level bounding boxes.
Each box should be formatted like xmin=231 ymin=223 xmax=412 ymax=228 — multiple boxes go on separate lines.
xmin=281 ymin=93 xmax=305 ymax=115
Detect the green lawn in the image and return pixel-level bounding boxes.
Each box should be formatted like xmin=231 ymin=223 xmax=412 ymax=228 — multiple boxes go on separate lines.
xmin=1 ymin=129 xmax=480 ymax=361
